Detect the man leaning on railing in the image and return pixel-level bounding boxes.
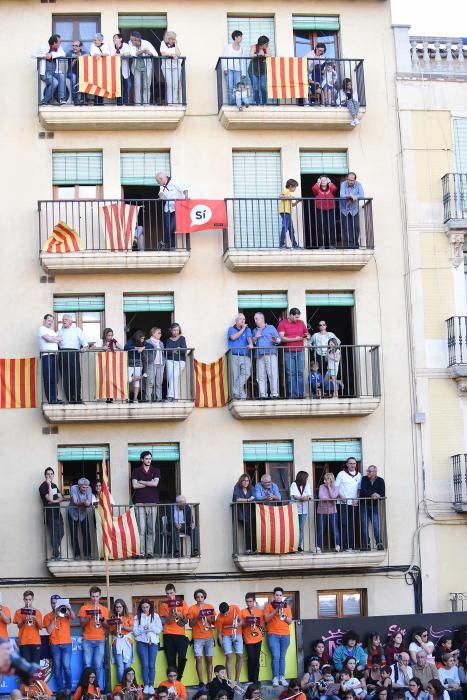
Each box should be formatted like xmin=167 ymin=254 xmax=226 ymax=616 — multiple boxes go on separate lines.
xmin=35 ymin=35 xmax=66 ymax=106
xmin=254 ymin=474 xmax=281 ymax=503
xmin=359 ymin=465 xmax=385 ymax=550
xmin=340 ymin=172 xmax=365 ymax=249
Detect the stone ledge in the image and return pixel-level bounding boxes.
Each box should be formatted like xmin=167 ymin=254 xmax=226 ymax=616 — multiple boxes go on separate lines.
xmin=47 ymin=557 xmax=200 ymax=577
xmin=228 ymin=397 xmax=380 ymax=419
xmin=42 ymin=401 xmax=195 ymax=423
xmin=234 ymin=549 xmax=387 ymax=572
xmin=218 ymin=105 xmax=366 ymax=130
xmin=223 ymin=248 xmax=373 ymax=272
xmin=40 ymin=250 xmax=190 ymax=274
xmin=38 ymin=105 xmax=186 ymax=131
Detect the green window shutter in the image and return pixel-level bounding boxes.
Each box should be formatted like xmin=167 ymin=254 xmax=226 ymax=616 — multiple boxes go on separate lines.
xmin=453 ymin=118 xmax=467 ymax=172
xmin=128 ymin=444 xmax=180 ymax=462
xmin=300 ymin=151 xmax=348 ymax=174
xmin=312 ymin=439 xmax=362 ymax=462
xmin=121 ymin=152 xmax=171 ymax=186
xmin=53 ymin=296 xmax=105 ymax=312
xmin=292 ymin=15 xmax=340 ymax=31
xmin=305 ymin=292 xmax=355 ymax=307
xmin=58 ymin=446 xmax=110 ymax=461
xmin=238 ymin=292 xmax=288 ymax=309
xmin=52 ymin=152 xmax=103 ymax=186
xmin=243 ymin=441 xmax=293 ymax=462
xmin=123 ymin=294 xmax=174 ymax=312
xmin=227 ymin=16 xmax=276 ymax=54
xmin=118 ymin=14 xmax=167 ymax=29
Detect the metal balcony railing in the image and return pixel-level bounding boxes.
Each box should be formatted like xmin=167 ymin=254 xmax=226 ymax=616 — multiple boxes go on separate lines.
xmin=452 ymin=454 xmax=467 ymax=505
xmin=38 ymin=199 xmax=190 ymax=253
xmin=39 ymin=349 xmax=195 ymax=405
xmin=43 ymin=502 xmax=200 ymax=561
xmin=222 ymin=197 xmax=374 ymax=251
xmin=442 ymin=174 xmax=467 ymax=223
xmin=446 ymin=317 xmax=467 ymax=366
xmin=36 ymin=56 xmax=186 ymax=106
xmin=226 ymin=345 xmax=381 ymax=401
xmin=231 ymin=497 xmax=387 ymax=555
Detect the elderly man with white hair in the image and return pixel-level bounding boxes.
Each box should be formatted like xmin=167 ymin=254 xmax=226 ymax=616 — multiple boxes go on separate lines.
xmin=227 ymin=313 xmax=254 ymax=400
xmin=252 ymin=312 xmax=281 ymax=399
xmin=167 ymin=495 xmax=199 ymax=557
xmin=58 ymin=313 xmax=88 ymax=403
xmin=68 ymin=477 xmax=93 ymax=558
xmin=156 ymin=172 xmax=189 ymax=250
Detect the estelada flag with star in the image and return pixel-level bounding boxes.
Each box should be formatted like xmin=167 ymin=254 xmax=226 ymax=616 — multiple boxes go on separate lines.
xmin=175 ymin=199 xmax=227 ymax=233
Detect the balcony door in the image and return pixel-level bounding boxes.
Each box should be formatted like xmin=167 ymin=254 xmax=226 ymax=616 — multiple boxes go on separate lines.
xmin=453 ymin=119 xmax=467 ymax=216
xmin=52 ymin=14 xmax=100 ymax=54
xmin=292 ymin=15 xmax=340 ymax=59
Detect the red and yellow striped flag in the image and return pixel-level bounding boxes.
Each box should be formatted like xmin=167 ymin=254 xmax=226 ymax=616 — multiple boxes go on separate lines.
xmin=266 ymin=57 xmax=308 ymax=99
xmin=95 ymin=352 xmax=128 ymax=401
xmin=256 ymin=503 xmax=299 ymax=554
xmin=42 ymin=221 xmax=83 ymax=253
xmin=194 ymin=356 xmax=228 ymax=407
xmin=78 ymin=55 xmax=121 ymax=98
xmin=97 ymin=460 xmax=140 ymax=560
xmin=99 ymin=203 xmax=139 ymax=251
xmin=0 ymin=358 xmax=37 ymax=408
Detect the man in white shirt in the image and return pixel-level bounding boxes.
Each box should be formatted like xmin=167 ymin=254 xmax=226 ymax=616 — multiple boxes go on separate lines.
xmin=335 ymin=457 xmax=362 ymax=551
xmin=58 ymin=313 xmax=88 ymax=403
xmin=35 ymin=35 xmax=66 ymax=105
xmin=156 ymin=172 xmax=189 ymax=249
xmin=38 ymin=313 xmax=61 ymax=404
xmin=390 ymin=653 xmax=413 ymax=690
xmin=128 ymin=31 xmax=158 ymax=105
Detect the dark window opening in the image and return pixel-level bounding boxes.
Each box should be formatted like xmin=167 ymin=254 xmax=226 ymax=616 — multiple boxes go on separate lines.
xmin=243 ymin=461 xmax=293 ymax=500
xmin=122 ymin=184 xmax=165 ymax=251
xmin=129 ymin=460 xmax=179 ymax=503
xmin=124 ymin=310 xmax=174 ymax=343
xmin=60 ymin=460 xmax=103 ymax=498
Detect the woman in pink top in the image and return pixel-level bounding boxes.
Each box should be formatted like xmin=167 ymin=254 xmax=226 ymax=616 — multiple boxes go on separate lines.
xmin=316 ymin=472 xmax=340 ymax=553
xmin=311 ymin=176 xmax=337 ymax=248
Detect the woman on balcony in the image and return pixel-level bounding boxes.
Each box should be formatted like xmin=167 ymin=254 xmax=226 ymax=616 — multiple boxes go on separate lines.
xmin=111 ymin=34 xmax=131 ymax=106
xmin=311 ymin=176 xmax=337 ymax=248
xmin=90 ymin=34 xmax=110 ymax=105
xmin=290 ymin=471 xmax=312 ymax=552
xmin=248 ymin=36 xmax=271 ymax=105
xmin=316 ymin=472 xmax=340 ymax=554
xmin=166 ymin=323 xmax=187 ymax=401
xmin=160 ymin=31 xmax=182 ymax=105
xmin=124 ymin=330 xmax=149 ymax=403
xmin=232 ymin=474 xmax=256 ymax=553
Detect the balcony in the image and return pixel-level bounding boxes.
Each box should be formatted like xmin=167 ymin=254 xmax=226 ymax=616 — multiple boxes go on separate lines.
xmin=40 ymin=349 xmax=195 ymax=423
xmin=226 ymin=345 xmax=381 ymax=419
xmin=44 ymin=503 xmax=200 ymax=577
xmin=39 ymin=199 xmax=190 ymax=274
xmin=223 ymin=197 xmax=374 ymax=271
xmin=409 ymin=36 xmax=467 ymax=77
xmin=216 ymin=57 xmax=365 ymax=130
xmin=446 ymin=317 xmax=467 ymax=393
xmin=231 ymin=498 xmax=387 ymax=572
xmin=36 ymin=57 xmax=186 ymax=131
xmin=452 ymin=455 xmax=467 ymax=512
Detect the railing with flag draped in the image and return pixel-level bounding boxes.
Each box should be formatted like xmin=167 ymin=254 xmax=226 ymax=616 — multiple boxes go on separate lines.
xmin=231 ymin=498 xmax=387 ymax=556
xmin=36 ymin=57 xmax=186 ymax=106
xmin=38 ymin=199 xmax=190 ymax=253
xmin=215 ymin=57 xmax=365 ymax=110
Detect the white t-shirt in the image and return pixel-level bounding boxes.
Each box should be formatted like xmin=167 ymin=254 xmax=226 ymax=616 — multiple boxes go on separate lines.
xmin=343 ymin=678 xmax=365 ymax=698
xmin=59 ymin=326 xmax=88 ymax=350
xmin=38 ymin=325 xmax=60 ymax=352
xmin=438 ymin=666 xmax=460 ymax=687
xmin=159 ymin=179 xmax=187 ymax=213
xmin=222 ymin=43 xmax=247 ymax=73
xmin=335 ymin=470 xmax=362 ymax=503
xmin=290 ymin=481 xmax=313 ymax=514
xmin=409 ymin=641 xmax=435 ymax=665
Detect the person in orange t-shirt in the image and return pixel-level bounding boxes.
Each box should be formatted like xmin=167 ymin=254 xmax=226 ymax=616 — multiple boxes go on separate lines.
xmin=160 ymin=667 xmax=188 ymax=699
xmin=215 ymin=602 xmax=243 ymax=683
xmin=13 ymin=590 xmax=43 ymax=663
xmin=0 ymin=597 xmax=12 ymax=641
xmin=72 ymin=667 xmax=101 ymax=700
xmin=112 ymin=667 xmax=143 ymax=700
xmin=159 ymin=584 xmax=189 ymax=680
xmin=187 ymin=589 xmax=216 ymax=687
xmin=108 ymin=599 xmax=134 ymax=682
xmin=20 ymin=678 xmax=52 ymax=698
xmin=78 ymin=586 xmax=109 ymax=691
xmin=241 ymin=593 xmax=265 ymax=683
xmin=43 ymin=594 xmax=75 ymax=694
xmin=263 ymin=587 xmax=292 ymax=688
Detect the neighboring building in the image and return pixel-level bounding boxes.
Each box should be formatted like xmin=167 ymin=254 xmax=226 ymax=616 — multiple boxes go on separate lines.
xmin=393 ymin=27 xmax=467 ymax=612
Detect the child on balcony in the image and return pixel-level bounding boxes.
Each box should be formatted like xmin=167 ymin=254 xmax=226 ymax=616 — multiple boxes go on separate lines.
xmin=324 ymin=338 xmax=343 ymax=397
xmin=321 ymin=62 xmax=338 ymax=105
xmin=279 ymin=179 xmax=300 ymax=249
xmin=339 ymin=78 xmax=360 ymax=126
xmin=233 ymin=81 xmax=250 ymax=111
xmin=308 ymin=361 xmax=324 ymax=398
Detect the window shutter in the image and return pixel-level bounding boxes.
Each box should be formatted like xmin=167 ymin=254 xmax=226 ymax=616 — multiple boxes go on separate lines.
xmin=128 ymin=444 xmax=180 ymax=462
xmin=53 ymin=152 xmax=103 ymax=186
xmin=243 ymin=441 xmax=293 ymax=462
xmin=121 ymin=152 xmax=171 ymax=186
xmin=292 ymin=15 xmax=340 ymax=31
xmin=123 ymin=294 xmax=174 ymax=312
xmin=227 ymin=16 xmax=276 ymax=54
xmin=300 ymin=151 xmax=348 ymax=174
xmin=53 ymin=296 xmax=105 ymax=312
xmin=306 ymin=292 xmax=355 ymax=307
xmin=312 ymin=439 xmax=362 ymax=462
xmin=58 ymin=446 xmax=110 ymax=461
xmin=318 ymin=594 xmax=337 ymax=617
xmin=118 ymin=14 xmax=167 ymax=29
xmin=238 ymin=292 xmax=288 ymax=309
xmin=453 ymin=118 xmax=467 ymax=172
xmin=342 ymin=593 xmax=362 ymax=616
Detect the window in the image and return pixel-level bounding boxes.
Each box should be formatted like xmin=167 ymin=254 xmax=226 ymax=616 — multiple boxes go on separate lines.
xmin=128 ymin=444 xmax=180 ymax=502
xmin=57 ymin=445 xmax=109 ymax=497
xmin=52 ymin=151 xmax=103 ymax=200
xmin=237 ymin=291 xmax=288 ymax=327
xmin=123 ymin=294 xmax=174 ymax=341
xmin=254 ymin=591 xmax=299 ymax=619
xmin=292 ymin=15 xmax=340 ymax=58
xmin=227 ymin=16 xmax=276 ymax=54
xmin=243 ymin=441 xmax=293 ymax=499
xmin=311 ymin=439 xmax=362 ymax=490
xmin=317 ymin=589 xmax=366 ymax=618
xmin=306 ymin=292 xmax=355 ymax=346
xmin=118 ymin=14 xmax=167 ymax=51
xmin=52 ymin=15 xmax=100 ymax=54
xmin=453 ymin=119 xmax=467 ymax=212
xmin=53 ymin=296 xmax=105 ymax=346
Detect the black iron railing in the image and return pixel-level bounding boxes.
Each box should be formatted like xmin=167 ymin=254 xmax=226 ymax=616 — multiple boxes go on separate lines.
xmin=442 ymin=173 xmax=467 ymax=222
xmin=452 ymin=454 xmax=467 ymax=504
xmin=446 ymin=316 xmax=467 ymax=365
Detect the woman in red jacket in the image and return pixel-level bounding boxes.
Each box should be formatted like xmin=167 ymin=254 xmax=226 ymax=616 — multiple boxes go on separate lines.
xmin=311 ymin=176 xmax=337 ymax=247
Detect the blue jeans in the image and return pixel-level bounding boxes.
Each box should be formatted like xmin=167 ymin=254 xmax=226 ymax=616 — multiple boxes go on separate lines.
xmin=316 ymin=512 xmax=340 ymax=549
xmin=268 ymin=634 xmax=290 ymax=678
xmin=250 ymin=72 xmax=267 ymax=105
xmin=284 ymin=351 xmax=304 ymax=398
xmin=280 ymin=213 xmax=298 ymax=248
xmin=137 ymin=641 xmax=158 ymax=687
xmin=341 ymin=213 xmax=360 ymax=248
xmin=338 ymin=504 xmax=357 ymax=550
xmin=298 ymin=513 xmax=307 ymax=548
xmin=227 ymin=69 xmax=241 ymax=105
xmin=82 ymin=639 xmax=105 ymax=689
xmin=113 ymin=645 xmax=134 ymax=683
xmin=42 ymin=71 xmax=65 ymax=103
xmin=117 ymin=76 xmax=130 ymax=105
xmin=360 ymin=501 xmax=381 ymax=548
xmin=164 ymin=210 xmax=176 ymax=249
xmin=50 ymin=643 xmax=72 ymax=692
xmin=42 ymin=353 xmax=57 ymax=403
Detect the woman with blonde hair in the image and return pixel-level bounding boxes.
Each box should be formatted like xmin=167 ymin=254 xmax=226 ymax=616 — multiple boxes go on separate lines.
xmin=316 ymin=472 xmax=340 ymax=553
xmin=160 ymin=31 xmax=182 ymax=104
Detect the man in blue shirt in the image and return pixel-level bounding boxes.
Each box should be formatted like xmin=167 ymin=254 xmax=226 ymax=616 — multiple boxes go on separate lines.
xmin=340 ymin=172 xmax=364 ymax=249
xmin=254 ymin=474 xmax=282 ymax=502
xmin=227 ymin=313 xmax=253 ymax=400
xmin=252 ymin=313 xmax=281 ymax=399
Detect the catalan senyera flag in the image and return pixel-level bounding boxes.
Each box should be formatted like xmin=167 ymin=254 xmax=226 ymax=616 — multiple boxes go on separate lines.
xmin=255 ymin=503 xmax=299 ymax=554
xmin=194 ymin=356 xmax=228 ymax=407
xmin=97 ymin=459 xmax=140 ymax=560
xmin=0 ymin=358 xmax=37 ymax=409
xmin=78 ymin=55 xmax=121 ymax=99
xmin=175 ymin=200 xmax=228 ymax=234
xmin=42 ymin=221 xmax=84 ymax=253
xmin=100 ymin=203 xmax=139 ymax=251
xmin=266 ymin=57 xmax=308 ymax=100
xmin=95 ymin=351 xmax=128 ymax=401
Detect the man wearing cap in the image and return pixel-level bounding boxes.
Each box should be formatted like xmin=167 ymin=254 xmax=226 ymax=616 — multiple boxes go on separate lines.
xmin=43 ymin=595 xmax=75 ymax=695
xmin=58 ymin=313 xmax=88 ymax=404
xmin=68 ymin=478 xmax=93 ymax=558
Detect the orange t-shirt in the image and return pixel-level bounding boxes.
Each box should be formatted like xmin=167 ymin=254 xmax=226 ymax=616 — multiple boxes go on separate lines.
xmin=241 ymin=607 xmax=264 ymax=644
xmin=13 ymin=607 xmax=43 ymax=645
xmin=43 ymin=611 xmax=72 ymax=645
xmin=78 ymin=603 xmax=109 ymax=641
xmin=159 ymin=600 xmax=189 ymax=636
xmin=72 ymin=685 xmax=101 ymax=700
xmin=263 ymin=603 xmax=292 ymax=636
xmin=0 ymin=606 xmax=12 ymax=641
xmin=108 ymin=614 xmax=134 ymax=644
xmin=187 ymin=602 xmax=215 ymax=640
xmin=215 ymin=605 xmax=241 ymax=637
xmin=112 ymin=684 xmax=143 ymax=700
xmin=20 ymin=681 xmax=52 ymax=698
xmin=160 ymin=680 xmax=187 ymax=699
